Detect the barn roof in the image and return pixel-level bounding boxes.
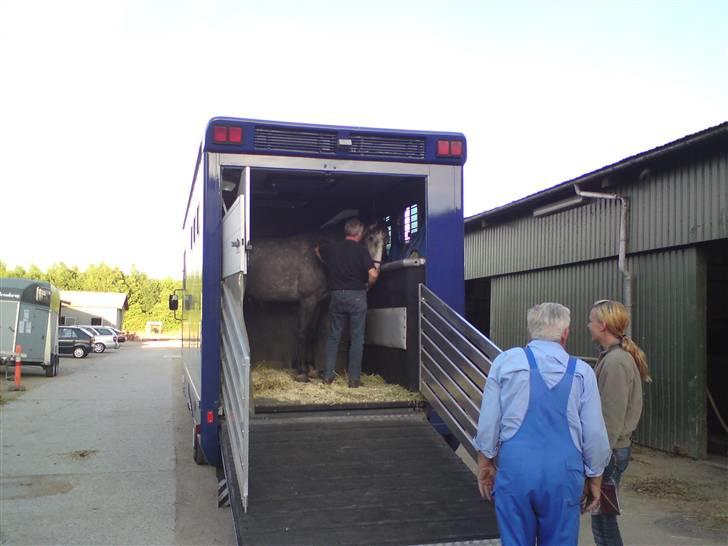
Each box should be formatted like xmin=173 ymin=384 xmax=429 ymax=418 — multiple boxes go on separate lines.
xmin=60 ymin=291 xmax=129 ymax=310
xmin=465 ymin=120 xmax=728 ymax=230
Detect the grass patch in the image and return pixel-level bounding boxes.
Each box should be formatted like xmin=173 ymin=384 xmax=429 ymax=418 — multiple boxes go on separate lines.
xmin=630 ymin=477 xmax=708 ymax=502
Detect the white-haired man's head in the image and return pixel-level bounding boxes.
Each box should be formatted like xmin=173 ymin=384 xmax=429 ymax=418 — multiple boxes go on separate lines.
xmin=527 ymin=302 xmax=571 ymax=345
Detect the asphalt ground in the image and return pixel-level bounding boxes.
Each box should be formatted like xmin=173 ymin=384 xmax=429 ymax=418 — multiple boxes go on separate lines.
xmin=2 ymin=342 xmax=725 ymax=545
xmin=0 ymin=341 xmax=235 ymax=546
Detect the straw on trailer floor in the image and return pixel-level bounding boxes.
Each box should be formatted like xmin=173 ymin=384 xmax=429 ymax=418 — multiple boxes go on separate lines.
xmin=251 ymin=363 xmax=423 ymax=407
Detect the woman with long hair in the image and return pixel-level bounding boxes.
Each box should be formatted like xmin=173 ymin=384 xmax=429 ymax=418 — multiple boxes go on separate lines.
xmin=587 ymin=299 xmax=651 ymax=546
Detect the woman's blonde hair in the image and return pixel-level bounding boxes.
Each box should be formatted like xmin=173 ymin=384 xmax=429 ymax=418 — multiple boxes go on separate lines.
xmin=592 ymin=299 xmax=651 ymax=383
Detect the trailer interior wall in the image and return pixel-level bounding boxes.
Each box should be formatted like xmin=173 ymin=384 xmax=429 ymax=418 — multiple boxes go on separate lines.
xmin=485 ymin=247 xmax=707 ymax=458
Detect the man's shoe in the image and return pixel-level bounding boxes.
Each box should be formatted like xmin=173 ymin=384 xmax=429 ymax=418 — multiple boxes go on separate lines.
xmin=348 ymin=379 xmax=361 ymax=389
xmin=323 ymin=377 xmax=335 ymax=385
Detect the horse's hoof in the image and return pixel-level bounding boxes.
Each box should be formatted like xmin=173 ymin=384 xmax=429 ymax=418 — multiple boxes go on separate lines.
xmin=294 ymin=373 xmax=310 ymax=383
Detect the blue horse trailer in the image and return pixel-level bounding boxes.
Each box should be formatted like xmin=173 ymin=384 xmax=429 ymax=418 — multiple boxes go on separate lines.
xmin=0 ymin=278 xmax=61 ymax=377
xmin=173 ymin=117 xmax=501 ymax=545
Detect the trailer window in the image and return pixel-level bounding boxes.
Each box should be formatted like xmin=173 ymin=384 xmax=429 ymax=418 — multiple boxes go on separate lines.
xmin=404 ymin=204 xmax=419 ymax=242
xmin=384 ymin=216 xmax=392 ymax=255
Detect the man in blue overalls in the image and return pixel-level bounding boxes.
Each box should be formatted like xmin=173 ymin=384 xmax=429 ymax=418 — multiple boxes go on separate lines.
xmin=475 ymin=302 xmax=611 ymax=546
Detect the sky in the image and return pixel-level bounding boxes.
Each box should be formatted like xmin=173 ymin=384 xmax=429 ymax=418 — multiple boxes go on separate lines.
xmin=1 ymin=0 xmax=726 ymax=279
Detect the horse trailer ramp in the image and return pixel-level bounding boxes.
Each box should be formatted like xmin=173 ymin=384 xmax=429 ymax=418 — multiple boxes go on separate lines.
xmin=223 ymin=409 xmax=499 ymax=545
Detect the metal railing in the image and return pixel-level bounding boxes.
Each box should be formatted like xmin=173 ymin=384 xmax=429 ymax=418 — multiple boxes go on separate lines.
xmin=221 ymin=278 xmax=251 ymax=512
xmin=418 ymin=284 xmax=502 ymax=461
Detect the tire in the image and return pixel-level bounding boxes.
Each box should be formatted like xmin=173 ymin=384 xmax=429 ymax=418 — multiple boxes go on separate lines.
xmin=93 ymin=342 xmax=105 ymax=353
xmin=193 ymin=427 xmax=206 ymax=465
xmin=45 ymin=354 xmax=60 ymax=377
xmin=73 ymin=346 xmax=87 ymax=359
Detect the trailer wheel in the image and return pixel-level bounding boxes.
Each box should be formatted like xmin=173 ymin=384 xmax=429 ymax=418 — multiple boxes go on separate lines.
xmin=44 ymin=354 xmax=59 ymax=377
xmin=193 ymin=428 xmax=206 ymax=465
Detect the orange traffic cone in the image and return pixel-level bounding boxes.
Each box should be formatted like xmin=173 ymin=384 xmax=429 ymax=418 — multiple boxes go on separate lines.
xmin=9 ymin=344 xmax=25 ymax=392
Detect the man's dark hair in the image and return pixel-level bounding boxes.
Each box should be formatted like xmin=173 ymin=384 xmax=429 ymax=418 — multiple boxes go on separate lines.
xmin=344 ymin=217 xmax=364 ymax=237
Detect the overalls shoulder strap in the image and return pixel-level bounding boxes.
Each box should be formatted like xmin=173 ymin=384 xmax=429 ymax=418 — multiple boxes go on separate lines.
xmin=565 ymin=355 xmax=577 ymax=376
xmin=523 ymin=346 xmax=538 ymax=370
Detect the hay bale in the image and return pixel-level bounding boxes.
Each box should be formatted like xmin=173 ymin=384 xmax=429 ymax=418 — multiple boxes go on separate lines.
xmin=251 ymin=363 xmax=422 ymax=406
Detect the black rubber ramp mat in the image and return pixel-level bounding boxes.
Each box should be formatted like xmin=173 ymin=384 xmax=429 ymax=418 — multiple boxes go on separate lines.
xmin=235 ymin=411 xmax=499 ymax=545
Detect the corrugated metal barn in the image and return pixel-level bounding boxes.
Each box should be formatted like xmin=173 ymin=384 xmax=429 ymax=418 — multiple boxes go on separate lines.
xmin=464 ymin=122 xmax=727 ymax=459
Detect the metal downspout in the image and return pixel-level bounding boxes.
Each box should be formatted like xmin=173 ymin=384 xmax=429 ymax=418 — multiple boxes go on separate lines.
xmin=574 ymin=185 xmax=633 ymax=336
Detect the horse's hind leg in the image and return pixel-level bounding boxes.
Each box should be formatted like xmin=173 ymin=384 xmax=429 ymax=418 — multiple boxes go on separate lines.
xmin=293 ymin=297 xmax=318 ymax=382
xmin=304 ymin=302 xmax=323 ymax=379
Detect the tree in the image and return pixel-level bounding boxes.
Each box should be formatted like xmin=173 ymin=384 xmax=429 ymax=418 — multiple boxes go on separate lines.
xmin=0 ymin=261 xmax=181 ymax=333
xmin=46 ymin=262 xmax=84 ymax=290
xmin=1 ymin=263 xmax=29 ymax=278
xmin=25 ymin=264 xmax=46 ymax=281
xmin=81 ymin=263 xmax=127 ymax=293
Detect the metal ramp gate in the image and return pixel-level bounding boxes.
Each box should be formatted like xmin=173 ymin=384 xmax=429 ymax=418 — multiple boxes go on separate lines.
xmin=220 ymin=277 xmax=251 ymax=514
xmin=418 ymin=283 xmax=502 ymax=461
xmin=220 ymin=191 xmax=252 ymax=520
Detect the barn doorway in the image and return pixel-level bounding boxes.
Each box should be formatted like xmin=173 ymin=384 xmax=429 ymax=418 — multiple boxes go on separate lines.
xmin=707 ymin=239 xmax=728 ymax=456
xmin=465 ymin=277 xmax=491 ymax=338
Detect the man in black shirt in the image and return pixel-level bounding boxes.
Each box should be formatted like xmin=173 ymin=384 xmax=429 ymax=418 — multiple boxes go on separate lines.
xmin=316 ymin=217 xmax=380 ymax=388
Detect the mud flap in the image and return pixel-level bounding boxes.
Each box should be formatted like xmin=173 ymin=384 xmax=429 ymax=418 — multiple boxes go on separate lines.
xmin=216 ymin=467 xmax=230 ymax=508
xmin=220 ymin=424 xmax=244 ymax=546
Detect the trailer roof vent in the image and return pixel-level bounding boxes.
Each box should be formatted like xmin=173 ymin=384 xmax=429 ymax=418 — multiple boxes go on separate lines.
xmin=254 ymin=128 xmax=337 ymax=154
xmin=349 ymin=135 xmax=425 ymax=159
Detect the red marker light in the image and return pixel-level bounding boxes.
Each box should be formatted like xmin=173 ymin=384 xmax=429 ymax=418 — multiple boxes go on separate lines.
xmin=213 ymin=125 xmax=228 ymax=143
xmin=436 ymin=139 xmax=464 ymax=157
xmin=228 ymin=126 xmax=243 ymax=143
xmin=207 ymin=410 xmax=215 ymax=424
xmin=437 ymin=140 xmax=450 ymax=156
xmin=450 ymin=140 xmax=463 ymax=156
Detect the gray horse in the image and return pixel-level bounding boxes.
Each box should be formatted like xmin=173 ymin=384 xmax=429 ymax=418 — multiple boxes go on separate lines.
xmin=246 ymin=223 xmax=388 ymax=381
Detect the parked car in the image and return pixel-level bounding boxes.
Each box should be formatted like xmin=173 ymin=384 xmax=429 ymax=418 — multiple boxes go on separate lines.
xmin=77 ymin=326 xmax=120 ymax=353
xmin=58 ymin=326 xmax=94 ymax=358
xmin=107 ymin=326 xmax=126 ymax=343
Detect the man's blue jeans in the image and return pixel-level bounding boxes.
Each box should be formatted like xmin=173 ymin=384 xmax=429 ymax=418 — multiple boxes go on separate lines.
xmin=324 ymin=290 xmax=367 ymax=381
xmin=592 ymin=446 xmax=631 ymax=546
